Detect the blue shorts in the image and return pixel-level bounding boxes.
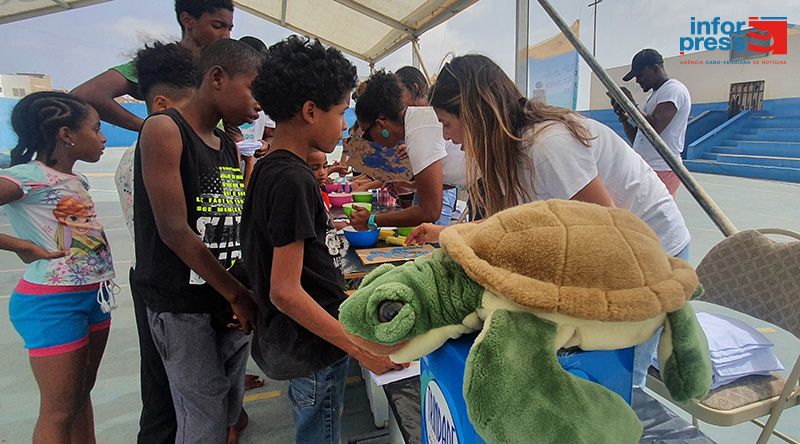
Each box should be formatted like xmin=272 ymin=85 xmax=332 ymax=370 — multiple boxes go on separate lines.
xmin=9 ymin=280 xmax=111 ymax=357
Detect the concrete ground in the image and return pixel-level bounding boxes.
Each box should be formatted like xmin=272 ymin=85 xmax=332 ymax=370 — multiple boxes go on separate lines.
xmin=1 ymin=148 xmax=798 ymax=443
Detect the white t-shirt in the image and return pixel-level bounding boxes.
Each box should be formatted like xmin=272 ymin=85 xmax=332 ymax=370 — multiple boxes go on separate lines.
xmin=519 ymin=117 xmax=690 ymax=255
xmin=441 ymin=140 xmax=467 ymax=187
xmin=239 ymin=111 xmax=268 ymax=143
xmin=404 ymin=107 xmax=447 ymax=176
xmin=632 ymin=79 xmax=691 ymax=171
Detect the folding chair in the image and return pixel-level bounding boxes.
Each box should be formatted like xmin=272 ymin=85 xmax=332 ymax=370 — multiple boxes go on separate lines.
xmin=647 ymin=229 xmax=800 ymax=444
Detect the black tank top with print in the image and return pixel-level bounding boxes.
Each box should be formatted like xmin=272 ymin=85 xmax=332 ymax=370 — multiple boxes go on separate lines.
xmin=134 ymin=108 xmax=245 ymax=313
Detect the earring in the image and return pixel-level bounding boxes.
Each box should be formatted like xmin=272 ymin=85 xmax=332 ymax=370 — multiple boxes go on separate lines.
xmin=381 ymin=129 xmax=390 ymax=138
xmin=66 ymin=141 xmax=76 ymax=148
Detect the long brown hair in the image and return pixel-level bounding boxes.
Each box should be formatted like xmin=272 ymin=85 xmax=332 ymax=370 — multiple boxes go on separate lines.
xmin=430 ymin=54 xmax=593 ymax=216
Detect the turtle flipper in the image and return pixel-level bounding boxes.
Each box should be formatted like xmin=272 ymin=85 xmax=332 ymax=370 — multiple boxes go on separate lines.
xmin=463 ymin=310 xmax=642 ymax=444
xmin=657 ymin=303 xmax=712 ymax=403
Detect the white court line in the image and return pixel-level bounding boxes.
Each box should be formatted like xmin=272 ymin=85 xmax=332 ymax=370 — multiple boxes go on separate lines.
xmin=0 ymin=259 xmax=131 ymax=274
xmin=0 ymin=282 xmax=131 ymax=300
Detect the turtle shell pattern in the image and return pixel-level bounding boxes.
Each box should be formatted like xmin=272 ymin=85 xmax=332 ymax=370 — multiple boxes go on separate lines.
xmin=439 ymin=200 xmax=698 ymax=322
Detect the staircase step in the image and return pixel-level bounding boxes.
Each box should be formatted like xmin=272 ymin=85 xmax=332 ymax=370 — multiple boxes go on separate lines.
xmin=713 ymin=153 xmax=800 ymax=168
xmin=714 ymin=141 xmax=800 ymax=157
xmin=684 ymin=160 xmax=800 ymax=183
xmin=730 ymin=130 xmax=800 ymax=142
xmin=749 ymin=116 xmax=800 ymax=128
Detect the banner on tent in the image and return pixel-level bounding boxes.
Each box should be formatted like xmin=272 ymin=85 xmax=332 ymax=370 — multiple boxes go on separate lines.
xmin=528 ymin=20 xmax=580 ymax=110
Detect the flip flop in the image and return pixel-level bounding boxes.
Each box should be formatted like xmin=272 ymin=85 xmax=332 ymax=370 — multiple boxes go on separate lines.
xmin=244 ymin=374 xmax=265 ymax=391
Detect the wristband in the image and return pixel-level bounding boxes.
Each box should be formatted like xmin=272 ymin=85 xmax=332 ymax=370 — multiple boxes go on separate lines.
xmin=368 ymin=213 xmax=378 ymax=230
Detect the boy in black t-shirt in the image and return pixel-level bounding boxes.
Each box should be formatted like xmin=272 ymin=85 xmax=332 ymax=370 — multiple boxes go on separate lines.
xmin=135 ymin=39 xmax=261 ymax=443
xmin=242 ymin=36 xmax=403 ymax=444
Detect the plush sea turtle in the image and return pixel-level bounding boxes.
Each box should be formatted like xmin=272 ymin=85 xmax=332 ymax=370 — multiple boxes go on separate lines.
xmin=339 ymin=200 xmax=712 ymax=444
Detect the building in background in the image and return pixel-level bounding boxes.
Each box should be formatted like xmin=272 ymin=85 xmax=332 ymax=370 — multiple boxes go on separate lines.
xmin=0 ymin=73 xmax=52 ymax=98
xmin=589 ymin=30 xmax=799 ymax=113
xmin=584 ymin=25 xmax=799 ymax=183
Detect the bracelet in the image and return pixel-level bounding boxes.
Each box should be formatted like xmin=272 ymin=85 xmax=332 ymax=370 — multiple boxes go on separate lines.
xmin=367 ymin=213 xmax=378 ymax=230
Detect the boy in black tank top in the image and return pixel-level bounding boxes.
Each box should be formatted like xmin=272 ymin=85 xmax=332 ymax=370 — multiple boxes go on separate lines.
xmin=242 ymin=36 xmax=405 ymax=444
xmin=134 ymin=38 xmax=261 ymax=444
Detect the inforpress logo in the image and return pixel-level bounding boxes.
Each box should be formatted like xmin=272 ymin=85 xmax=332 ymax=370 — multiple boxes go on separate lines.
xmin=747 ymin=17 xmax=788 ymax=54
xmin=679 ymin=16 xmax=788 ymax=56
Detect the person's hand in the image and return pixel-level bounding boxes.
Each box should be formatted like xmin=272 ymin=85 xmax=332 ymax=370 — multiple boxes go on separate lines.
xmin=406 ymin=223 xmax=446 ymax=245
xmin=229 ymin=290 xmax=258 ymax=334
xmin=612 ymin=102 xmax=628 ymax=121
xmin=396 ymin=143 xmax=409 ymax=161
xmin=611 ymin=86 xmax=635 ymax=117
xmin=355 ymin=349 xmax=407 ymax=375
xmin=254 ymin=141 xmax=270 ymax=158
xmin=353 ymin=179 xmax=383 ymax=192
xmin=619 ymin=86 xmax=634 ymax=101
xmin=328 ymin=160 xmax=350 ymax=177
xmin=15 ymin=241 xmax=68 ymax=264
xmin=349 ymin=207 xmax=371 ymax=231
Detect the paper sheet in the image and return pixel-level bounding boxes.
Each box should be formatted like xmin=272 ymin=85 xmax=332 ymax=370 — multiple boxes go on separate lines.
xmin=368 ymin=361 xmax=421 ymax=386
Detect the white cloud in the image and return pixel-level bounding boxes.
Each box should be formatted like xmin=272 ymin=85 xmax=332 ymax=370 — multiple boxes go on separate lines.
xmin=99 ymin=16 xmax=177 ymax=47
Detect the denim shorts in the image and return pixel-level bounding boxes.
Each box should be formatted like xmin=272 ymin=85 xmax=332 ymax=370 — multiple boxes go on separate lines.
xmin=9 ymin=280 xmax=111 ymax=357
xmin=288 ymin=356 xmax=350 ymax=444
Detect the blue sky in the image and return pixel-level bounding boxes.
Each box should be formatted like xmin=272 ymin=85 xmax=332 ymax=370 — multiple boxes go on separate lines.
xmin=0 ymin=0 xmax=796 ymax=108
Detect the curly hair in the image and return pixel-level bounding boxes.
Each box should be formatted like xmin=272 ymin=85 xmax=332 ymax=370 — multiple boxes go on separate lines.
xmin=395 ymin=66 xmax=429 ymax=101
xmin=10 ymin=91 xmax=91 ymax=167
xmin=134 ymin=41 xmax=199 ymax=102
xmin=253 ymin=35 xmax=357 ymax=122
xmin=354 ymin=70 xmax=405 ymax=124
xmin=197 ymin=38 xmax=263 ymax=78
xmin=174 ymin=0 xmax=233 ymax=31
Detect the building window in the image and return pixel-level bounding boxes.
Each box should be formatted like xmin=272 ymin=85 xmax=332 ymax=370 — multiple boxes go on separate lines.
xmin=12 ymin=88 xmax=26 ymax=97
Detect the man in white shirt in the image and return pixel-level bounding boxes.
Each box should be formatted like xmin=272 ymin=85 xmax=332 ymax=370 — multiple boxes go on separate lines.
xmin=613 ymin=49 xmax=691 ymax=196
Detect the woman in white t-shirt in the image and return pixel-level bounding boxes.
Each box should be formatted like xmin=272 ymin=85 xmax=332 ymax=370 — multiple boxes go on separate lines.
xmin=349 ymin=70 xmax=447 ymax=230
xmin=416 ymin=54 xmax=690 ymax=257
xmin=419 ymin=55 xmax=691 ymax=386
xmin=396 ymin=66 xmax=466 ymax=225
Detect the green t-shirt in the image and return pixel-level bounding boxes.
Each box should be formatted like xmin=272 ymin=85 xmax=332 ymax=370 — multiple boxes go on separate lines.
xmin=112 ymin=61 xmax=143 ymax=100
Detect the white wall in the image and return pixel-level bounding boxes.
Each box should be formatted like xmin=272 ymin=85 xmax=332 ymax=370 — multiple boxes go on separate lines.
xmin=589 ymin=33 xmax=800 ymax=110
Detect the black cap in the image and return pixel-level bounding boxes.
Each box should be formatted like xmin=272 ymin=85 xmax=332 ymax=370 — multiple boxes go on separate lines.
xmin=622 ymin=48 xmax=664 ymax=81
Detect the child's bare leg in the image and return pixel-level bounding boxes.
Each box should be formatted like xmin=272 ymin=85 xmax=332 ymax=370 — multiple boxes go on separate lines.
xmin=71 ymin=328 xmax=109 ymax=444
xmin=30 ymin=346 xmax=90 ymax=444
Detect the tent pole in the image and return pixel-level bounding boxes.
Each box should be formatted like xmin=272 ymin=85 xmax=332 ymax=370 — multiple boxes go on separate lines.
xmin=514 ymin=0 xmax=530 ymax=93
xmin=412 ymin=39 xmax=432 ymax=80
xmin=536 ymin=0 xmax=738 ymax=237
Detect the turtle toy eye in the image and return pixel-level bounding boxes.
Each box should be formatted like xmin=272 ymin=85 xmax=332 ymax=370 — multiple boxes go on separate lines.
xmin=377 ymin=301 xmax=404 ymax=323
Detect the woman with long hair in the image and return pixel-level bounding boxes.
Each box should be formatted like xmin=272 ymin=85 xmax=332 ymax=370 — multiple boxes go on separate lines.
xmin=411 ymin=54 xmax=691 ymax=386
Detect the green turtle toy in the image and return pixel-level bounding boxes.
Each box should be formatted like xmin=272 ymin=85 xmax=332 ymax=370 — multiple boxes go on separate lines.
xmin=339 ymin=200 xmax=711 ymax=444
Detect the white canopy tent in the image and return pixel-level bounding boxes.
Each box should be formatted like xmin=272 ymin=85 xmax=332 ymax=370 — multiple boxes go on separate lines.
xmin=233 ymin=0 xmax=477 ymax=76
xmin=0 ymin=0 xmax=532 ymax=95
xmin=0 ymin=0 xmax=112 ymax=25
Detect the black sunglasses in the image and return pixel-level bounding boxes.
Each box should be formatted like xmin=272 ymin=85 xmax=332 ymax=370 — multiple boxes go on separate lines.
xmin=361 ymin=120 xmax=378 ymax=142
